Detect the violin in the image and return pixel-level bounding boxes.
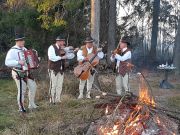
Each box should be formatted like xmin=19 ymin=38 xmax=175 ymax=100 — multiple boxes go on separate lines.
xmin=59 ymin=49 xmax=66 ymax=56
xmin=112 ymin=44 xmax=121 ymax=56
xmin=112 ymin=48 xmax=121 ymax=55
xmin=59 ymin=46 xmax=79 ymax=59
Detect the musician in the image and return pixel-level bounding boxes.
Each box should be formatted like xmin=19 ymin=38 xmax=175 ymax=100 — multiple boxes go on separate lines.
xmin=77 ymin=37 xmax=104 ymax=99
xmin=110 ymin=38 xmax=132 ymax=95
xmin=48 ymin=35 xmax=73 ymax=104
xmin=5 ymin=34 xmax=38 ymax=112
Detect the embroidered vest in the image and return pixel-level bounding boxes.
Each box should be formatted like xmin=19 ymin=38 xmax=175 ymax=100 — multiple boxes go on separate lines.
xmin=48 ymin=45 xmax=65 ymax=75
xmin=81 ymin=45 xmax=97 ymax=57
xmin=118 ymin=49 xmax=132 ymax=76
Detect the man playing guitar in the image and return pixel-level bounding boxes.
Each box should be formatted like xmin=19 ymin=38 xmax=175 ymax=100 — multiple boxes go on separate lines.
xmin=76 ymin=36 xmax=104 ymax=99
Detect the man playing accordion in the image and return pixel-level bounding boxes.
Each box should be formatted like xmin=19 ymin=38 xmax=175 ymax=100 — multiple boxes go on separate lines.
xmin=5 ymin=34 xmax=38 ymax=113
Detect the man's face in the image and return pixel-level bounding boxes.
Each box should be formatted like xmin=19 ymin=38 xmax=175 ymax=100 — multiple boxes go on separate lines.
xmin=120 ymin=42 xmax=127 ymax=49
xmin=16 ymin=40 xmax=25 ymax=48
xmin=86 ymin=42 xmax=93 ymax=49
xmin=56 ymin=40 xmax=65 ymax=48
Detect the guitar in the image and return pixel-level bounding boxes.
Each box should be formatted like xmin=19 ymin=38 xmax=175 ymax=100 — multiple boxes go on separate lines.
xmin=74 ymin=48 xmax=102 ymax=80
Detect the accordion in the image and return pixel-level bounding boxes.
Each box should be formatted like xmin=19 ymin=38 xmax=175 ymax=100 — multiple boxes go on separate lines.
xmin=18 ymin=49 xmax=39 ymax=71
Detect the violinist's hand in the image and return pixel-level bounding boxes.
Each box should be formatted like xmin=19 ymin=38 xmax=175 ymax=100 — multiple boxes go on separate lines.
xmin=74 ymin=47 xmax=79 ymax=52
xmin=18 ymin=60 xmax=25 ymax=66
xmin=61 ymin=55 xmax=67 ymax=59
xmin=97 ymin=48 xmax=102 ymax=52
xmin=111 ymin=54 xmax=115 ymax=58
xmin=111 ymin=51 xmax=115 ymax=57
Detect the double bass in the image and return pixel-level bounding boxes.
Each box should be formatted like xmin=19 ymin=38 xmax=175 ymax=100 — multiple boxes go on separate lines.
xmin=74 ymin=48 xmax=102 ymax=80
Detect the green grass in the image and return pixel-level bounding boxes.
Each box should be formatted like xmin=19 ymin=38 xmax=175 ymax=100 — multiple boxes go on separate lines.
xmin=0 ymin=79 xmax=17 ymax=131
xmin=0 ymin=73 xmax=179 ymax=135
xmin=0 ymin=79 xmax=101 ymax=135
xmin=167 ymin=96 xmax=180 ymax=109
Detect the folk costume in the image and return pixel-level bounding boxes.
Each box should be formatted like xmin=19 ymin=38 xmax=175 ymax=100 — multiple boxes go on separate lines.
xmin=77 ymin=37 xmax=104 ymax=99
xmin=48 ymin=36 xmax=73 ymax=103
xmin=5 ymin=35 xmax=38 ymax=112
xmin=110 ymin=39 xmax=132 ymax=95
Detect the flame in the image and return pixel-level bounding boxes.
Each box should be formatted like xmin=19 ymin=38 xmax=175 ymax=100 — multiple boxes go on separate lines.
xmin=105 ymin=106 xmax=109 ymax=115
xmin=99 ymin=124 xmax=119 ymax=135
xmin=123 ymin=78 xmax=155 ymax=134
xmin=99 ymin=77 xmax=157 ymax=135
xmin=139 ymin=77 xmax=155 ymax=107
xmin=156 ymin=116 xmax=161 ymax=124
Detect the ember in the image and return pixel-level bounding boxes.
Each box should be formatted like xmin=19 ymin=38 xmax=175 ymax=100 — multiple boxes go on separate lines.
xmin=86 ymin=76 xmax=179 ymax=135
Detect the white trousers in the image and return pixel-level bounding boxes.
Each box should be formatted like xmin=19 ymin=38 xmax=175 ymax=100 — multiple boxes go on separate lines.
xmin=12 ymin=70 xmax=37 ymax=111
xmin=115 ymin=73 xmax=130 ymax=95
xmin=48 ymin=70 xmax=64 ymax=103
xmin=79 ymin=74 xmax=95 ymax=97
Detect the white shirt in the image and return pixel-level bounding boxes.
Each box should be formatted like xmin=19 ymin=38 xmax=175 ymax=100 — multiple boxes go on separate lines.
xmin=77 ymin=46 xmax=104 ymax=61
xmin=5 ymin=45 xmax=27 ymax=68
xmin=110 ymin=47 xmax=131 ymax=68
xmin=48 ymin=44 xmax=61 ymax=62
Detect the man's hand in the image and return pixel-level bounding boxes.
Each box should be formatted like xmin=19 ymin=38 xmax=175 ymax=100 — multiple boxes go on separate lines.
xmin=111 ymin=54 xmax=115 ymax=58
xmin=61 ymin=55 xmax=67 ymax=59
xmin=84 ymin=57 xmax=89 ymax=61
xmin=97 ymin=48 xmax=102 ymax=52
xmin=81 ymin=57 xmax=89 ymax=64
xmin=18 ymin=60 xmax=25 ymax=66
xmin=111 ymin=51 xmax=115 ymax=58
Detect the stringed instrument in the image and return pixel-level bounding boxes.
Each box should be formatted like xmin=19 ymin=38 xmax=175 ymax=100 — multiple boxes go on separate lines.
xmin=74 ymin=48 xmax=102 ymax=80
xmin=59 ymin=46 xmax=79 ymax=59
xmin=112 ymin=43 xmax=121 ymax=56
xmin=110 ymin=44 xmax=121 ymax=72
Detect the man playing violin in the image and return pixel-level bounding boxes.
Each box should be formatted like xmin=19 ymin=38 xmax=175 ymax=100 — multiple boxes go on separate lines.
xmin=48 ymin=35 xmax=73 ymax=104
xmin=77 ymin=37 xmax=104 ymax=99
xmin=110 ymin=37 xmax=132 ymax=95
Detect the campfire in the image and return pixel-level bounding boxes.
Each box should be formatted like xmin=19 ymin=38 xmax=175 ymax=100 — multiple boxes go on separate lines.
xmin=86 ymin=74 xmax=179 ymax=135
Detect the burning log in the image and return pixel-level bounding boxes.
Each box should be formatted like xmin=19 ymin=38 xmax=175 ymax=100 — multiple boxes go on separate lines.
xmin=86 ymin=76 xmax=179 ymax=135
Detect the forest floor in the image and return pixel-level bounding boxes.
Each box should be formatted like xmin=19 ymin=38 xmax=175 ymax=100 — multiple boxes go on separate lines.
xmin=0 ymin=71 xmax=180 ymax=135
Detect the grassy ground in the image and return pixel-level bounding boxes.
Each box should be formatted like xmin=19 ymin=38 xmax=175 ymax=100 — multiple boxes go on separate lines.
xmin=0 ymin=72 xmax=180 ymax=135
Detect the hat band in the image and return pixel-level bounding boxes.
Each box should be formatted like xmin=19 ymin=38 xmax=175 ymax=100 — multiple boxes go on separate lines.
xmin=84 ymin=40 xmax=94 ymax=43
xmin=15 ymin=37 xmax=25 ymax=41
xmin=56 ymin=39 xmax=65 ymax=41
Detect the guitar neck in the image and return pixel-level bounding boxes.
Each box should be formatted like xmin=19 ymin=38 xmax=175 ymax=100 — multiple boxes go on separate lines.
xmin=89 ymin=52 xmax=98 ymax=63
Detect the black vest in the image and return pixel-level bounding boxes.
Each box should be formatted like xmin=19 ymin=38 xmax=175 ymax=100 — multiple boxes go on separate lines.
xmin=48 ymin=45 xmax=65 ymax=75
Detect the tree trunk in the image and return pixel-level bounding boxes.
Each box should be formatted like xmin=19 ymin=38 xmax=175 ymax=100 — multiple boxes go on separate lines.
xmin=148 ymin=0 xmax=160 ymax=66
xmin=91 ymin=0 xmax=100 ymax=47
xmin=100 ymin=0 xmax=109 ymax=48
xmin=99 ymin=0 xmax=109 ymax=70
xmin=107 ymin=0 xmax=116 ymax=64
xmin=173 ymin=18 xmax=180 ymax=74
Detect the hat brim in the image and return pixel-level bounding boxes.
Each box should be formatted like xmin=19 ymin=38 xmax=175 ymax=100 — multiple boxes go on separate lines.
xmin=84 ymin=40 xmax=94 ymax=43
xmin=56 ymin=39 xmax=65 ymax=41
xmin=15 ymin=37 xmax=25 ymax=41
